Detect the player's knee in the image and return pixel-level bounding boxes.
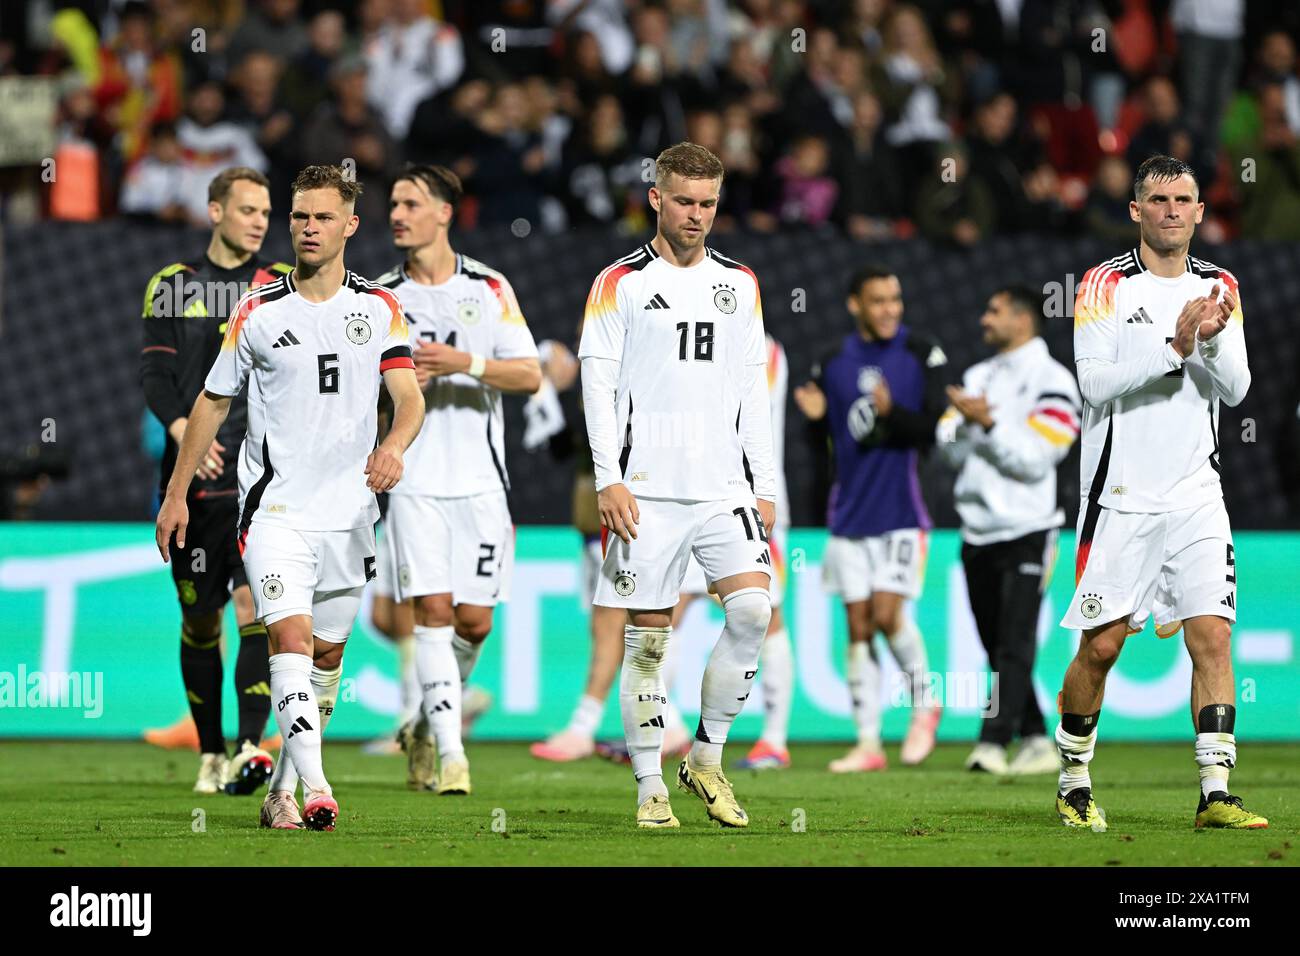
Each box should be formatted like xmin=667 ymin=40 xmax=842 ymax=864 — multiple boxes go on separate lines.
xmin=182 ymin=611 xmax=222 ymax=643
xmin=313 ymin=641 xmax=344 ymax=670
xmin=873 ymin=609 xmax=903 ymax=636
xmin=723 ymin=587 xmax=771 ymax=639
xmin=453 ymin=609 xmax=493 ymax=642
xmin=414 ymin=594 xmax=453 ymax=627
xmin=1187 ymin=618 xmax=1233 ymax=664
xmin=624 ymin=625 xmax=671 ymax=672
xmin=1082 ymin=634 xmax=1123 ymax=670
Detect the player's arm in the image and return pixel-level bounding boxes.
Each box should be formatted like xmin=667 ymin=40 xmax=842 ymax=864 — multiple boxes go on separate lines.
xmin=367 ymin=366 xmax=423 ymax=492
xmin=878 ymin=337 xmax=949 ymax=448
xmin=968 ymin=369 xmax=1081 ymax=481
xmin=155 ymin=390 xmax=232 ymax=559
xmin=578 ymin=267 xmax=638 ymax=543
xmin=413 ymin=344 xmax=542 ymax=393
xmin=738 ymin=283 xmax=777 ymax=533
xmin=1196 ymin=281 xmax=1250 ymax=407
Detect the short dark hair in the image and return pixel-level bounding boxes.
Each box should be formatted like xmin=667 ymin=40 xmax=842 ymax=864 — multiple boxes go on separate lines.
xmin=655 ymin=142 xmax=725 ymax=187
xmin=994 ymin=283 xmax=1046 ymax=330
xmin=1133 ymin=154 xmax=1199 ymax=201
xmin=208 ymin=166 xmax=270 ymax=205
xmin=393 ymin=163 xmax=463 ymax=210
xmin=846 ymin=263 xmax=896 ymax=298
xmin=291 ymin=164 xmax=363 ymax=205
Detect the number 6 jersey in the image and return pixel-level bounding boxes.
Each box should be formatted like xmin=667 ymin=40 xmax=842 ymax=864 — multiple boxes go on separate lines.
xmin=205 ymin=270 xmax=414 ymax=536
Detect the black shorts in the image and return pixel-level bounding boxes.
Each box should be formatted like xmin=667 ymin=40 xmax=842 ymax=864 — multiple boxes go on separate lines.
xmin=167 ymin=494 xmax=247 ymax=616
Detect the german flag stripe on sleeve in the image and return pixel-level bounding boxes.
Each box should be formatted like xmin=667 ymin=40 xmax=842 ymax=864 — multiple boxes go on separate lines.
xmin=380 ymin=345 xmax=414 ymax=372
xmin=584 ymin=264 xmax=632 ymax=323
xmin=1074 ymin=265 xmax=1121 ymax=330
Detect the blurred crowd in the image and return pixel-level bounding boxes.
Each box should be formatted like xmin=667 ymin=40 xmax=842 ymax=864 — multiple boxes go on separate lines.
xmin=4 ymin=0 xmax=1300 ymax=242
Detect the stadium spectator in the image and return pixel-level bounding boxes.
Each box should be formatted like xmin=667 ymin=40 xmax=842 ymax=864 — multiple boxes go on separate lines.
xmin=119 ymin=121 xmax=188 ymax=223
xmin=1083 ymin=153 xmax=1137 ymax=244
xmin=364 ymin=0 xmax=465 ymax=140
xmin=1228 ymin=82 xmax=1300 ymax=241
xmin=623 ymin=4 xmax=694 ymax=152
xmin=406 ymin=78 xmax=493 ymax=172
xmin=560 ymin=93 xmax=641 ymax=227
xmin=834 ymin=89 xmax=906 ymax=241
xmin=914 ymin=144 xmax=994 ymax=247
xmin=227 ymin=52 xmax=296 ymax=198
xmin=1126 ymin=77 xmax=1197 ymax=180
xmin=49 ymin=81 xmax=114 ymax=221
xmin=966 ymin=91 xmax=1039 ymax=234
xmin=226 ymin=0 xmax=309 ymax=73
xmin=175 ymin=80 xmax=268 ymax=224
xmin=93 ymin=1 xmax=182 ymax=165
xmin=774 ymin=135 xmax=838 ymax=227
xmin=279 ymin=10 xmax=350 ymax=122
xmin=298 ymin=56 xmax=397 ymax=229
xmin=465 ymin=82 xmax=547 ymax=228
xmin=1249 ymin=30 xmax=1300 ymax=136
xmin=547 ymin=0 xmax=635 ymax=76
xmin=1173 ymin=0 xmax=1245 ymax=184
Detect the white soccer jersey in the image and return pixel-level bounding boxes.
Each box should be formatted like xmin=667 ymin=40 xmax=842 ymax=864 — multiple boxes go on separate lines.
xmin=1073 ymin=249 xmax=1249 ymax=514
xmin=578 ymin=243 xmax=775 ymax=503
xmin=378 ymin=255 xmax=538 ymax=498
xmin=766 ymin=334 xmax=790 ymax=527
xmin=205 ymin=270 xmax=415 ymax=537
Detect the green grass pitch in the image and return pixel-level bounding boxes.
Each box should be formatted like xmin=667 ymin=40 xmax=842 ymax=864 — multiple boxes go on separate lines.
xmin=2 ymin=741 xmax=1295 ymax=866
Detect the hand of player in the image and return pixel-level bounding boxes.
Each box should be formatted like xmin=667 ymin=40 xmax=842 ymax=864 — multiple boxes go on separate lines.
xmin=1198 ymin=283 xmax=1231 ymax=342
xmin=195 ymin=438 xmax=225 ymax=481
xmin=793 ymin=381 xmax=826 ymax=420
xmin=946 ymin=386 xmax=993 ymax=428
xmin=872 ymin=378 xmax=893 ymax=416
xmin=756 ymin=498 xmax=775 ymax=537
xmin=414 ymin=341 xmax=469 ymax=377
xmin=365 ymin=442 xmax=404 ymax=493
xmin=598 ymin=483 xmax=639 ymax=544
xmin=1172 ymin=295 xmax=1211 ymax=358
xmin=542 ymin=341 xmax=579 ymax=392
xmin=414 ymin=364 xmax=434 ymax=389
xmin=155 ymin=494 xmax=189 ymax=562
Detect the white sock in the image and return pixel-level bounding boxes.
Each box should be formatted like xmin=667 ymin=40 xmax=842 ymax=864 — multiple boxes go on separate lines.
xmin=885 ymin=615 xmax=930 ymax=708
xmin=847 ymin=640 xmax=882 ymax=747
xmin=416 ymin=624 xmax=463 ymax=762
xmin=452 ymin=633 xmax=484 ymax=682
xmin=759 ymin=627 xmax=793 ymax=751
xmin=270 ymin=661 xmax=343 ymax=796
xmin=620 ymin=625 xmax=671 ymax=802
xmin=268 ymin=653 xmax=329 ymax=795
xmin=1195 ymin=732 xmax=1236 ymax=798
xmin=691 ymin=587 xmax=771 ymax=768
xmin=396 ymin=634 xmax=420 ymax=727
xmin=1055 ymin=723 xmax=1096 ymax=794
xmin=566 ymin=694 xmax=604 ymax=739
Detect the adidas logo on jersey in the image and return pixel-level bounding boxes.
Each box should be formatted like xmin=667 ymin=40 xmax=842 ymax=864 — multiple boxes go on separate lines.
xmin=1126 ymin=308 xmax=1154 ymax=325
xmin=272 ymin=330 xmax=301 ymax=348
xmin=644 ymin=293 xmax=670 ymax=310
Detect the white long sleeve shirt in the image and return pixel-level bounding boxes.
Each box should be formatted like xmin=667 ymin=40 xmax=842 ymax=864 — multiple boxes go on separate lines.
xmin=1073 ymin=248 xmax=1250 ymax=514
xmin=578 ymin=243 xmax=775 ymax=503
xmin=937 ymin=337 xmax=1081 ymax=545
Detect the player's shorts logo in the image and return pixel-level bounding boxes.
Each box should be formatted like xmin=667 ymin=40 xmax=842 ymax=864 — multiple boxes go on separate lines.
xmin=399 ymin=564 xmax=411 ymax=589
xmin=458 ymin=299 xmax=481 ymax=325
xmin=1080 ymin=593 xmax=1102 ymax=619
xmin=712 ymin=283 xmax=737 ymax=314
xmin=345 ymin=313 xmax=372 ymax=345
xmin=614 ymin=571 xmax=637 ymax=597
xmin=177 ymin=579 xmax=198 ymax=605
xmin=261 ymin=574 xmax=284 ymax=600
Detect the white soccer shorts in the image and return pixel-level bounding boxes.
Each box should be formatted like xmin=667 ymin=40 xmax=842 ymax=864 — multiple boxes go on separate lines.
xmin=682 ymin=522 xmax=787 ymax=607
xmin=822 ymin=528 xmax=928 ymax=603
xmin=240 ymin=523 xmax=374 ymax=641
xmin=581 ymin=534 xmax=603 ymax=607
xmin=1061 ymin=497 xmax=1237 ymax=632
xmin=594 ymin=496 xmax=774 ymax=610
xmin=385 ymin=491 xmax=514 ymax=607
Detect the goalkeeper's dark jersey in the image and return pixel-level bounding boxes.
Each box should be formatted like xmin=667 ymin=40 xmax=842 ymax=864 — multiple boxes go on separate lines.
xmin=139 ymin=255 xmax=292 ymax=498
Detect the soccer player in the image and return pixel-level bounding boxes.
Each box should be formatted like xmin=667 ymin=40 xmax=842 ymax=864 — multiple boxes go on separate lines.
xmin=579 ymin=142 xmax=776 ymax=829
xmin=155 ymin=165 xmax=424 ymax=831
xmin=378 ymin=165 xmax=541 ymax=797
xmin=935 ymin=285 xmax=1081 ymax=776
xmin=1055 ymin=155 xmax=1265 ymax=830
xmin=794 ymin=265 xmax=947 ymax=772
xmin=139 ymin=166 xmax=289 ymax=794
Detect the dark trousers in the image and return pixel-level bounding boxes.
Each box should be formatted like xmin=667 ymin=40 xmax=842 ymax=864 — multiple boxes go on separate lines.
xmin=961 ymin=529 xmax=1055 ymax=746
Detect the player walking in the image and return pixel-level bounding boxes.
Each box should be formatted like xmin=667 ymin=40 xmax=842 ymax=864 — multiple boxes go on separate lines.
xmin=379 ymin=165 xmax=541 ymax=796
xmin=1056 ymin=155 xmax=1265 ymax=830
xmin=794 ymin=265 xmax=947 ymax=772
xmin=579 ymin=142 xmax=776 ymax=829
xmin=139 ymin=166 xmax=289 ymax=794
xmin=156 ymin=165 xmax=424 ymax=831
